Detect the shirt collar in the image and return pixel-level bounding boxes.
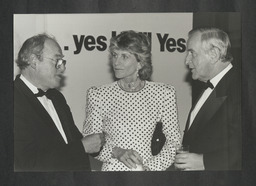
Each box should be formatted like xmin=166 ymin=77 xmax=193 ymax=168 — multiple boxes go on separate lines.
xmin=20 ymin=74 xmax=40 ymax=94
xmin=209 ymin=63 xmax=233 ymax=88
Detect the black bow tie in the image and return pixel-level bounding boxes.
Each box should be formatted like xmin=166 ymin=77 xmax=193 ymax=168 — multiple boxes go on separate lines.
xmin=203 ymin=80 xmax=214 ymax=89
xmin=35 ymin=89 xmax=53 ymax=100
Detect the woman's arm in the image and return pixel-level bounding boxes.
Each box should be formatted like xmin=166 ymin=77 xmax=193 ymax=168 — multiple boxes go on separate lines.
xmin=83 ymin=87 xmax=116 ymax=162
xmin=144 ymin=85 xmax=181 ymax=170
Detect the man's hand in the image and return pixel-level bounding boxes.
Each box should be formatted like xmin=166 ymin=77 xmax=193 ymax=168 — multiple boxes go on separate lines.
xmin=112 ymin=147 xmax=143 ymax=169
xmin=81 ymin=133 xmax=105 ymax=153
xmin=174 ymin=152 xmax=205 ymax=170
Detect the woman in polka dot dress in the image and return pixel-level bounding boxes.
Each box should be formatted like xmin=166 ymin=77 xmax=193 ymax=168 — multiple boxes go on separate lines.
xmin=83 ymin=30 xmax=181 ymax=171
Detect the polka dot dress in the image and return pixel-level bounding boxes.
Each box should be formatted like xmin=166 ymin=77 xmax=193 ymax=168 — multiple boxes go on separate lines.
xmin=83 ymin=81 xmax=181 ymax=171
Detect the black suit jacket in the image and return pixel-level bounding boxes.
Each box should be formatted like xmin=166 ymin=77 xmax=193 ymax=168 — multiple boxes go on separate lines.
xmin=14 ymin=75 xmax=90 ymax=171
xmin=183 ymin=67 xmax=241 ymax=170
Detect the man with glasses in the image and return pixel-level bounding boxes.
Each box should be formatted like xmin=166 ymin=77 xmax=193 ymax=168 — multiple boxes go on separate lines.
xmin=14 ymin=34 xmax=105 ymax=171
xmin=174 ymin=27 xmax=241 ymax=170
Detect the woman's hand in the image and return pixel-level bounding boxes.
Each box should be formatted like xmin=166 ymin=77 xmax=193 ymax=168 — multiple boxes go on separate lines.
xmin=112 ymin=147 xmax=143 ymax=169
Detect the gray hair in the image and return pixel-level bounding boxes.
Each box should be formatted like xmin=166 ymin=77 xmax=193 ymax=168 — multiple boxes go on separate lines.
xmin=189 ymin=27 xmax=233 ymax=62
xmin=16 ymin=33 xmax=57 ymax=70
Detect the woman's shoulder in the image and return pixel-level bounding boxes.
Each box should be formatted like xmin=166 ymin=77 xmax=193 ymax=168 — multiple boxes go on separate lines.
xmin=87 ymin=82 xmax=118 ymax=93
xmin=146 ymin=81 xmax=176 ymax=92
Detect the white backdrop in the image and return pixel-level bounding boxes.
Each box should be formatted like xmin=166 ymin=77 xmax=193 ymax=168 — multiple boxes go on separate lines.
xmin=14 ymin=13 xmax=192 ymax=136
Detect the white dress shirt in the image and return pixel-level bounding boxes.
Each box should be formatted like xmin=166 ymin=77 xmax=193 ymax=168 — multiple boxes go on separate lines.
xmin=20 ymin=74 xmax=68 ymax=144
xmin=189 ymin=63 xmax=233 ymax=129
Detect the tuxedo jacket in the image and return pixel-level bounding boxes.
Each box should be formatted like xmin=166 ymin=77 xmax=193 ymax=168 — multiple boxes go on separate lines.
xmin=14 ymin=75 xmax=90 ymax=171
xmin=183 ymin=67 xmax=241 ymax=170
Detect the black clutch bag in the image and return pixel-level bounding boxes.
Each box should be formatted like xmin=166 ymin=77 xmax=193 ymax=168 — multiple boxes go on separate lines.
xmin=151 ymin=121 xmax=166 ymax=156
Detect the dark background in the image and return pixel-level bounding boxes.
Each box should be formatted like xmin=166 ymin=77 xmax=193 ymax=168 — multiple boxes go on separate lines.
xmin=1 ymin=0 xmax=255 ymax=185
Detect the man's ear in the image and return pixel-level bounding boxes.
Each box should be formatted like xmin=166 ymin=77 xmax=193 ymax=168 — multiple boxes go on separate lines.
xmin=29 ymin=54 xmax=38 ymax=69
xmin=208 ymin=47 xmax=221 ymax=64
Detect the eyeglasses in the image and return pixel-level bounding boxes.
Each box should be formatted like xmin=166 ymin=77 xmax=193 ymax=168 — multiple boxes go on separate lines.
xmin=43 ymin=57 xmax=67 ymax=69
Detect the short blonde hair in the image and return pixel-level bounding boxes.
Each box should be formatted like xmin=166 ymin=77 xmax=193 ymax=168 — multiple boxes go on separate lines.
xmin=109 ymin=30 xmax=152 ymax=80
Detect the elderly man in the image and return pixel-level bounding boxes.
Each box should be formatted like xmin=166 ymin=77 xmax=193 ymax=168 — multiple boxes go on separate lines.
xmin=174 ymin=27 xmax=241 ymax=170
xmin=14 ymin=34 xmax=104 ymax=171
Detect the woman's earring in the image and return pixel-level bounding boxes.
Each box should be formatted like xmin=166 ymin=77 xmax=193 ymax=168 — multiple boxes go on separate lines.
xmin=137 ymin=62 xmax=142 ymax=78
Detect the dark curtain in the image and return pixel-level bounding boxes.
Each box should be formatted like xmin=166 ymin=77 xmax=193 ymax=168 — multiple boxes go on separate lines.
xmin=1 ymin=0 xmax=255 ymax=185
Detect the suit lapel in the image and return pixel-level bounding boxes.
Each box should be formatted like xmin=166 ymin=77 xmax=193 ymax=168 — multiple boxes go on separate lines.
xmin=183 ymin=89 xmax=205 ymax=134
xmin=15 ymin=76 xmax=67 ymax=142
xmin=184 ymin=69 xmax=233 ymax=140
xmin=186 ymin=90 xmax=227 ymax=138
xmin=51 ymin=96 xmax=72 ymax=142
